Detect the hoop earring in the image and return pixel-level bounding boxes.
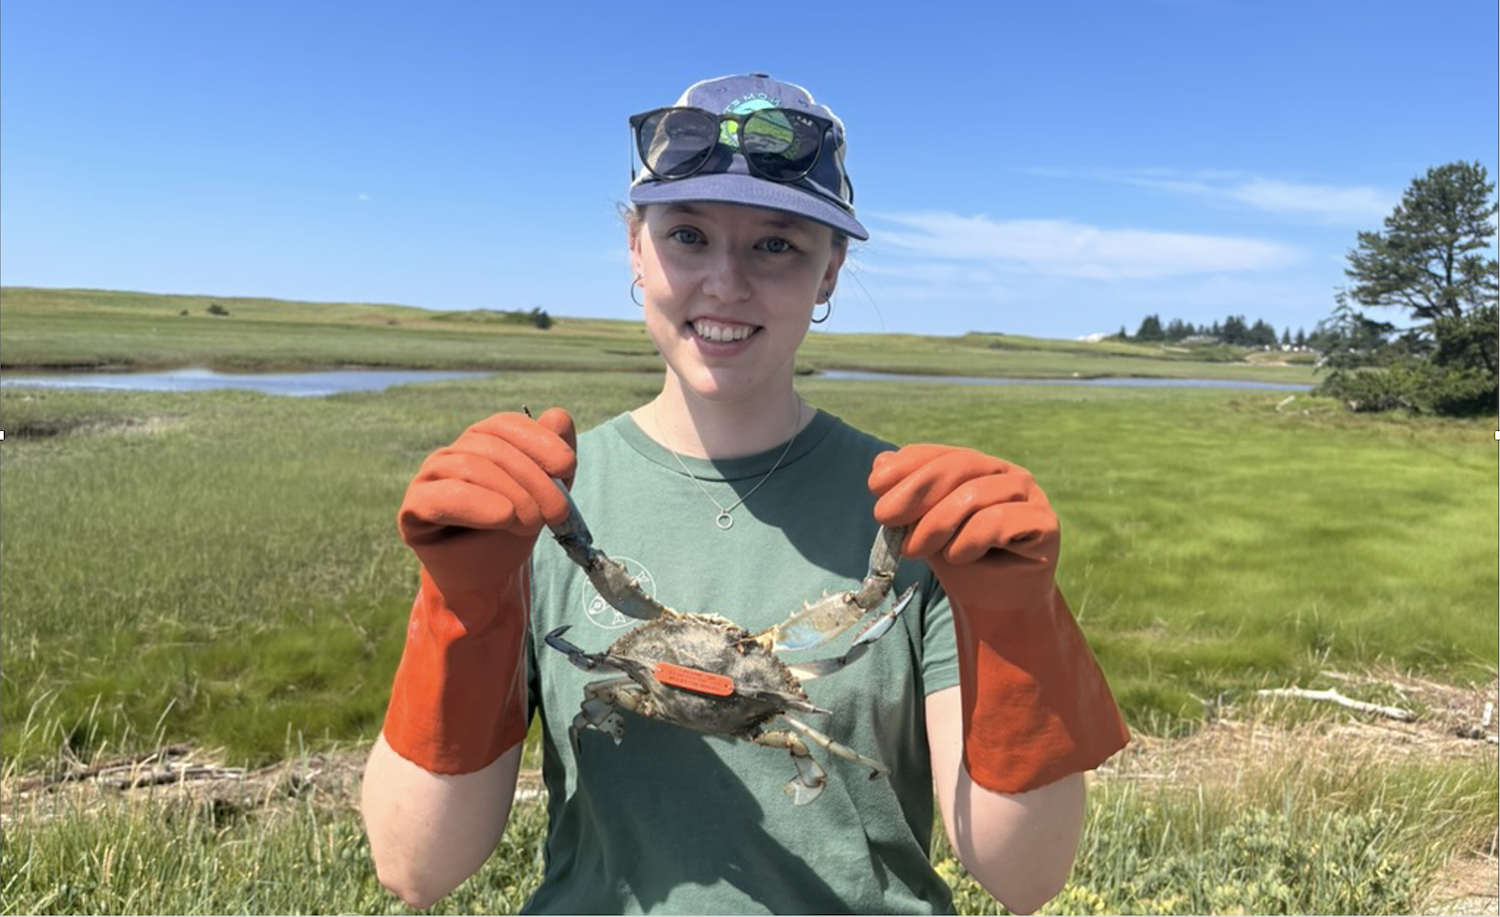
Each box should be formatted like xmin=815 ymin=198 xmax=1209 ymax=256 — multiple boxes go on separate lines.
xmin=630 ymin=275 xmax=645 ymax=308
xmin=811 ymin=291 xmax=832 ymax=325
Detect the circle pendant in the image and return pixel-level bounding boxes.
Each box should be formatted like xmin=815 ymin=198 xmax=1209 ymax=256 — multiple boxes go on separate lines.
xmin=715 ymin=511 xmax=734 ymax=530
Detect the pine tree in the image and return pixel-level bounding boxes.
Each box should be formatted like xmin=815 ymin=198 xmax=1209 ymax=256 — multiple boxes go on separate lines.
xmin=1319 ymin=161 xmax=1498 ymax=414
xmin=1345 ymin=161 xmax=1498 ymax=325
xmin=1135 ymin=314 xmax=1164 ymax=341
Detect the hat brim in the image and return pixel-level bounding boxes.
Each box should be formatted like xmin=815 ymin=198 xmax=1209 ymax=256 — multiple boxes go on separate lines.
xmin=630 ymin=173 xmax=869 ymax=241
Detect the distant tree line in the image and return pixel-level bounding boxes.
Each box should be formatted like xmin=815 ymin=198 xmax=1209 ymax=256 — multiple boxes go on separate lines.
xmin=431 ymin=307 xmax=553 ymax=329
xmin=1314 ymin=160 xmax=1497 ymax=416
xmin=1117 ymin=314 xmax=1316 ymax=349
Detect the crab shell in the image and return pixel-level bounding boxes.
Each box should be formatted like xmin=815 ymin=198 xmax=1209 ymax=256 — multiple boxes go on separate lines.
xmin=544 ymin=477 xmax=914 ymax=804
xmin=601 ymin=612 xmax=811 ymax=738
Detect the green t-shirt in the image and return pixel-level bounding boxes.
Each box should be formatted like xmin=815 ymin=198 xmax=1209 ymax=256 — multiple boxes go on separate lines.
xmin=523 ymin=409 xmax=961 ymax=915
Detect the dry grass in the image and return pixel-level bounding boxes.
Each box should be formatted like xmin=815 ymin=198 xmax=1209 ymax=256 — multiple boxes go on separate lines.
xmin=1098 ymin=670 xmax=1498 ymax=915
xmin=5 ymin=672 xmax=1494 ymax=915
xmin=1104 ymin=670 xmax=1498 ymax=786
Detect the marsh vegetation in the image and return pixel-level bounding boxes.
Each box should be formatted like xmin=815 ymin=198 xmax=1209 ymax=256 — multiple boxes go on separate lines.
xmin=1 ymin=288 xmax=1493 ymax=914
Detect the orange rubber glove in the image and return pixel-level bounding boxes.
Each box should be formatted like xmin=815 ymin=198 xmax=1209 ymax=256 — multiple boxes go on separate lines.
xmin=869 ymin=444 xmax=1128 ymax=794
xmin=382 ymin=408 xmax=577 ymax=775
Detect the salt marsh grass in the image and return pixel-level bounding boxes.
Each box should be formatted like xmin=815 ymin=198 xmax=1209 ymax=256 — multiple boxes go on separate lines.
xmin=5 ymin=702 xmax=1492 ymax=915
xmin=2 ymin=286 xmax=1317 ymax=383
xmin=5 ymin=377 xmax=1490 ymax=767
xmin=1 ymin=289 xmax=1492 ymax=913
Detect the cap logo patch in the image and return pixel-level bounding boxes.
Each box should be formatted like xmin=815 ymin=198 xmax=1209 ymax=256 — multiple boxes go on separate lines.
xmin=718 ymin=94 xmax=777 ymax=149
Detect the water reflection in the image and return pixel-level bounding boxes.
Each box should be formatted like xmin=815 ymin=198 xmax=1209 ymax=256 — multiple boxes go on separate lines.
xmin=0 ymin=366 xmax=1314 ymax=397
xmin=815 ymin=370 xmax=1312 ymax=391
xmin=0 ymin=367 xmax=494 ymax=397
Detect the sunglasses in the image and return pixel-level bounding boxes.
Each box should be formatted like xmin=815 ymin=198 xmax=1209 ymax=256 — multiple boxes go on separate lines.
xmin=629 ymin=106 xmax=834 ymax=185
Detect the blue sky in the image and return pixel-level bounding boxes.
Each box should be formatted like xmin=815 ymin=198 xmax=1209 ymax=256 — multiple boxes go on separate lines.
xmin=3 ymin=0 xmax=1495 ymax=340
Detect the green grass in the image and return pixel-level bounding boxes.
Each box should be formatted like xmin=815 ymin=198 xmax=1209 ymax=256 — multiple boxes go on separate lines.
xmin=1 ymin=286 xmax=1318 ymax=383
xmin=5 ymin=720 xmax=1492 ymax=915
xmin=0 ymin=372 xmax=657 ymax=767
xmin=0 ymin=758 xmax=553 ymax=916
xmin=2 ymin=374 xmax=1492 ymax=768
xmin=946 ymin=743 xmax=1498 ymax=916
xmin=801 ymin=379 xmax=1496 ymax=718
xmin=0 ymin=287 xmax=1492 ymax=914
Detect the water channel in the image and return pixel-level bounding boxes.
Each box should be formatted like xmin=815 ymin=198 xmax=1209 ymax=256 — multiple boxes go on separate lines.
xmin=0 ymin=367 xmax=495 ymax=397
xmin=0 ymin=367 xmax=1313 ymax=397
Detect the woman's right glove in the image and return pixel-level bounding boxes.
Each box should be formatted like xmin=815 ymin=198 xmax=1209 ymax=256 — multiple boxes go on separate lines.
xmin=382 ymin=408 xmax=576 ymax=775
xmin=869 ymin=444 xmax=1128 ymax=795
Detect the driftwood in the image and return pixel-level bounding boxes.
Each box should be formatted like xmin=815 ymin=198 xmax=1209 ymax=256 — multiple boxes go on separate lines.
xmin=1257 ymin=686 xmax=1416 ymax=722
xmin=13 ymin=745 xmax=245 ymax=793
xmin=1456 ymin=701 xmax=1499 ymax=744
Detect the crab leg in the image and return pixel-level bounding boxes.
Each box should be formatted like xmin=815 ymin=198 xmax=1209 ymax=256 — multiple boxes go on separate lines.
xmin=751 ymin=729 xmax=828 ymax=806
xmin=762 ymin=525 xmax=907 ymax=653
xmin=569 ymin=678 xmax=649 ymax=753
xmin=547 ymin=479 xmax=674 ymax=622
xmin=786 ymin=583 xmax=918 ymax=681
xmin=781 ymin=715 xmax=889 ymax=781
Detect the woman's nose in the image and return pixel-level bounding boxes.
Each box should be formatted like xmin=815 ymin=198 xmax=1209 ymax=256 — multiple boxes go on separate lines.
xmin=699 ymin=249 xmax=753 ymax=302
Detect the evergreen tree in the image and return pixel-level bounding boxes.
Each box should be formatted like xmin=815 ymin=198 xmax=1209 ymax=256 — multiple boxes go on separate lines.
xmin=1221 ymin=315 xmax=1248 ymax=345
xmin=1248 ymin=319 xmax=1278 ymax=347
xmin=1345 ymin=160 xmax=1498 ymax=326
xmin=1135 ymin=314 xmax=1164 ymax=341
xmin=1319 ymin=161 xmax=1498 ymax=415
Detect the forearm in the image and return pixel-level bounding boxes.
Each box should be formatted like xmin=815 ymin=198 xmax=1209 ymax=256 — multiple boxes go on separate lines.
xmin=361 ymin=735 xmax=522 ymax=910
xmin=927 ymin=687 xmax=1086 ymax=915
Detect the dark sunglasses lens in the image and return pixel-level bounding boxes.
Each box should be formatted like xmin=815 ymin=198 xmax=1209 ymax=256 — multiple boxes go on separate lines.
xmin=741 ymin=110 xmax=824 ymax=181
xmin=638 ymin=109 xmax=717 ymax=179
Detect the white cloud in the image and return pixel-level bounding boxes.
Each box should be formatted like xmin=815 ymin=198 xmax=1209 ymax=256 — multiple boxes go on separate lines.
xmin=867 ymin=211 xmax=1302 ymax=280
xmin=1029 ymin=167 xmax=1394 ymax=224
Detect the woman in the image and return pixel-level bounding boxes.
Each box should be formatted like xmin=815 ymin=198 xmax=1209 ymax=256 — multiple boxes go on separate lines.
xmin=361 ymin=73 xmax=1129 ymax=914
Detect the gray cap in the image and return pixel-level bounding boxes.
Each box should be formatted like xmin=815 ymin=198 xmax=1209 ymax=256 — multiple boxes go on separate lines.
xmin=629 ymin=73 xmax=868 ymax=241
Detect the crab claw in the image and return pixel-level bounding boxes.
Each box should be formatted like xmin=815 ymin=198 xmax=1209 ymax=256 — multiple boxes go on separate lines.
xmin=764 ymin=526 xmax=909 ymax=653
xmin=545 ymin=626 xmax=607 ymax=672
xmin=547 ymin=479 xmax=674 ymax=622
xmin=786 ymin=583 xmax=918 ymax=681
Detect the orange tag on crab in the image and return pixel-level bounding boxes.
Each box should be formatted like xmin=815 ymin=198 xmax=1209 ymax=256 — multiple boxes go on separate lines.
xmin=654 ymin=662 xmax=734 ymax=697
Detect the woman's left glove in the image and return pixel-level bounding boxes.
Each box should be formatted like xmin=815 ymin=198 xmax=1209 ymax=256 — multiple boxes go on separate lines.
xmin=869 ymin=444 xmax=1129 ymax=794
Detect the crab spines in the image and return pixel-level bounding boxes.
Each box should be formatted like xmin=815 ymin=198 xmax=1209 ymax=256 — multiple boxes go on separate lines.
xmin=740 ymin=687 xmax=831 ymax=717
xmin=785 ymin=583 xmax=919 ymax=681
xmin=764 ymin=525 xmax=911 ymax=654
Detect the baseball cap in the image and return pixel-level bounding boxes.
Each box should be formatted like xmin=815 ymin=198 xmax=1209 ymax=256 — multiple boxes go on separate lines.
xmin=628 ymin=73 xmax=868 ymax=241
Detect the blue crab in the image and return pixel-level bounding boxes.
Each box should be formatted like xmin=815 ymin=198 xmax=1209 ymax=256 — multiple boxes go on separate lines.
xmin=543 ymin=482 xmax=917 ymax=805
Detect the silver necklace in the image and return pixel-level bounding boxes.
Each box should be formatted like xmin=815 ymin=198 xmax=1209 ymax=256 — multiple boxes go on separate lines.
xmin=654 ymin=400 xmax=801 ymax=530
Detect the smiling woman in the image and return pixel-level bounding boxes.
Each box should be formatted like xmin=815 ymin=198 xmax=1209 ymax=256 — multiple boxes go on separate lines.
xmin=359 ymin=72 xmax=1129 ymax=916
